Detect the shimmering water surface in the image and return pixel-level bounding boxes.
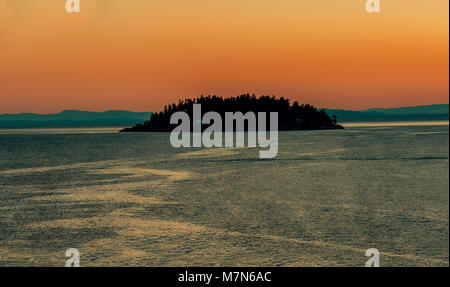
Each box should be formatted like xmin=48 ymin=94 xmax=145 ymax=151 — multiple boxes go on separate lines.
xmin=0 ymin=124 xmax=448 ymax=266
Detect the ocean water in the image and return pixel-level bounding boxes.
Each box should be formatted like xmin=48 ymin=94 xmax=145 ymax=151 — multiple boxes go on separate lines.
xmin=0 ymin=123 xmax=448 ymax=266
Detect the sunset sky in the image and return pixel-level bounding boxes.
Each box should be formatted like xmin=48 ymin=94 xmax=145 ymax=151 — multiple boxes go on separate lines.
xmin=0 ymin=0 xmax=448 ymax=113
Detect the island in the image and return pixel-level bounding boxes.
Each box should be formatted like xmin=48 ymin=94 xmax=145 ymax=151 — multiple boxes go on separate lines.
xmin=120 ymin=94 xmax=344 ymax=132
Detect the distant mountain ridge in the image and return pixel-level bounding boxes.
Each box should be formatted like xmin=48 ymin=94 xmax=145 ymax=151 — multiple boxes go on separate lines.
xmin=0 ymin=104 xmax=448 ymax=128
xmin=0 ymin=110 xmax=152 ymax=128
xmin=325 ymin=104 xmax=448 ymax=122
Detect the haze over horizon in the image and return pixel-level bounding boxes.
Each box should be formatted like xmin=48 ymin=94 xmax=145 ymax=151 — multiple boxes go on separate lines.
xmin=0 ymin=103 xmax=448 ymax=116
xmin=0 ymin=0 xmax=448 ymax=114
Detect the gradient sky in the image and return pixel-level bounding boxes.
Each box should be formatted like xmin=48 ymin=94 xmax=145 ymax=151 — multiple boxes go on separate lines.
xmin=0 ymin=0 xmax=448 ymax=113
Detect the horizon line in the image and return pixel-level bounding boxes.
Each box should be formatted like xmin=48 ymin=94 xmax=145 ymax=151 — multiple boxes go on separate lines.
xmin=1 ymin=103 xmax=449 ymax=116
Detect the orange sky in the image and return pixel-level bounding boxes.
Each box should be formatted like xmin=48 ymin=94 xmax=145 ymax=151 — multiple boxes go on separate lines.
xmin=0 ymin=0 xmax=448 ymax=113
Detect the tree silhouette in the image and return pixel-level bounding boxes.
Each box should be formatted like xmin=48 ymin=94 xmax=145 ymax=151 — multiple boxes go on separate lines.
xmin=120 ymin=94 xmax=344 ymax=132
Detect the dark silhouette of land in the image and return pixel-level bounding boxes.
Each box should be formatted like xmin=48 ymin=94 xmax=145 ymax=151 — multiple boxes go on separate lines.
xmin=120 ymin=94 xmax=344 ymax=132
xmin=325 ymin=104 xmax=449 ymax=122
xmin=0 ymin=110 xmax=151 ymax=128
xmin=1 ymin=103 xmax=446 ymax=129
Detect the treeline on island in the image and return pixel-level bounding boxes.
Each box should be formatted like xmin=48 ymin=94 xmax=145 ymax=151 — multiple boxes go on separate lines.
xmin=120 ymin=94 xmax=344 ymax=132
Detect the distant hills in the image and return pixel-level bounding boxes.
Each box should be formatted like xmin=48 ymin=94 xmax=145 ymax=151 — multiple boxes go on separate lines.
xmin=0 ymin=104 xmax=447 ymax=128
xmin=325 ymin=104 xmax=448 ymax=122
xmin=0 ymin=110 xmax=151 ymax=128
